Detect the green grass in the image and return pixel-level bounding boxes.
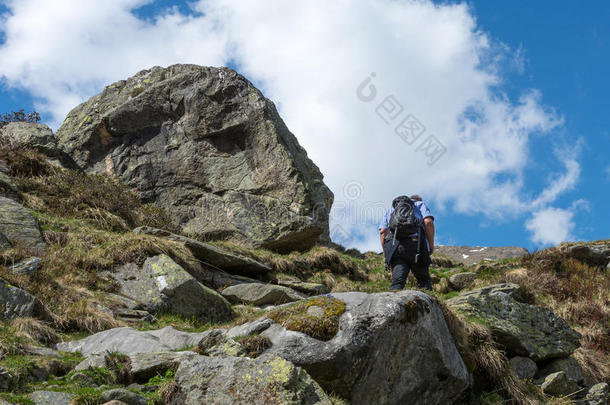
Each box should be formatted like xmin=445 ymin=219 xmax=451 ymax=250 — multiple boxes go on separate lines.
xmin=430 ymin=267 xmax=456 ymax=279
xmin=358 ymin=278 xmax=391 ymax=292
xmin=146 ymin=369 xmax=176 ymax=387
xmin=142 ymin=369 xmax=177 ymax=404
xmin=0 ymin=322 xmax=30 ymax=355
xmin=138 ymin=313 xmax=215 ymax=333
xmin=440 ymin=291 xmax=459 ymax=299
xmin=474 ymin=264 xmax=509 ymax=280
xmin=0 ymin=352 xmax=83 ymax=392
xmin=0 ymin=393 xmax=35 ymax=405
xmin=464 ymin=314 xmax=493 ymax=329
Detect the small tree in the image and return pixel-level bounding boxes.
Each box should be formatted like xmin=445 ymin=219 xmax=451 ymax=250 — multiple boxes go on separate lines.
xmin=0 ymin=110 xmax=41 ymax=128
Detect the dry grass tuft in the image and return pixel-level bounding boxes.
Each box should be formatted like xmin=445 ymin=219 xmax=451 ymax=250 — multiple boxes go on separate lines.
xmin=60 ymin=299 xmax=123 ymax=333
xmin=0 ymin=243 xmax=31 ymax=268
xmin=0 ymin=323 xmax=29 ymax=355
xmin=573 ymin=347 xmax=610 ymax=384
xmin=508 ymin=251 xmax=610 ymax=354
xmin=436 ymin=298 xmax=541 ymax=405
xmin=1 ymin=211 xmax=199 ymax=335
xmin=254 ymin=246 xmax=369 ymax=282
xmin=0 ymin=140 xmax=178 ymax=234
xmin=161 ymin=380 xmax=182 ymax=404
xmin=0 ymin=143 xmax=52 ymax=177
xmin=16 ymin=169 xmax=141 ymax=232
xmin=10 ymin=317 xmax=59 ymax=345
xmin=235 ymin=334 xmax=272 ymax=358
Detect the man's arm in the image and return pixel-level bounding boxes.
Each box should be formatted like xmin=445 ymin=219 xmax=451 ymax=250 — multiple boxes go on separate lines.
xmin=379 ymin=228 xmax=388 ymax=249
xmin=424 ymin=217 xmax=435 ymax=255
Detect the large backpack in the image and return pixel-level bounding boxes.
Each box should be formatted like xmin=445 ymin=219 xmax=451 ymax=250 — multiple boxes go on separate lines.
xmin=389 ymin=196 xmax=420 ymax=240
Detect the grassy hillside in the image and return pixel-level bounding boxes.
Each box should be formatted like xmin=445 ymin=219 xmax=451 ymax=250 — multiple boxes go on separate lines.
xmin=0 ymin=142 xmax=608 ymax=404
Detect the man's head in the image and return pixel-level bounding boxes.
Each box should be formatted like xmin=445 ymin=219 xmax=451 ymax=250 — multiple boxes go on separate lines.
xmin=410 ymin=194 xmax=422 ymax=201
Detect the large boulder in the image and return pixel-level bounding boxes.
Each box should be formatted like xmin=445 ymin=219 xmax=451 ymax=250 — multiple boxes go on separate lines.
xmin=448 ymin=284 xmax=581 ymax=361
xmin=1 ymin=122 xmax=56 ymax=150
xmin=560 ymin=241 xmax=610 ymax=267
xmin=106 ymin=254 xmax=232 ymax=322
xmin=56 ymin=326 xmax=210 ymax=355
xmin=56 ymin=64 xmax=333 ymax=252
xmin=0 ymin=122 xmax=75 ymax=168
xmin=166 ymin=355 xmax=332 ymax=405
xmin=0 ymin=279 xmax=49 ymax=320
xmin=0 ymin=196 xmax=47 ymax=254
xmin=262 ymin=291 xmax=471 ymax=405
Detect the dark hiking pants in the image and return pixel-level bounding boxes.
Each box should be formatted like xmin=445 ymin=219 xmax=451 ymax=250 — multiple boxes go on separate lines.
xmin=388 ymin=238 xmax=432 ymax=291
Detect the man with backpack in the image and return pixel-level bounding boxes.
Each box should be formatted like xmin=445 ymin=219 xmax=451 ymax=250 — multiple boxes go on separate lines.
xmin=379 ymin=195 xmax=435 ymax=290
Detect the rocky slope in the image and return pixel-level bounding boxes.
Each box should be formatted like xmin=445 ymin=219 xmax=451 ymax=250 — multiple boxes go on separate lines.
xmin=435 ymin=245 xmax=529 ymax=266
xmin=56 ymin=64 xmax=333 ymax=252
xmin=0 ymin=66 xmax=608 ymax=405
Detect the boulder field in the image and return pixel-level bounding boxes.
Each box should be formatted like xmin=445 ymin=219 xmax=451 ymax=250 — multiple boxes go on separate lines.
xmin=56 ymin=291 xmax=473 ymax=405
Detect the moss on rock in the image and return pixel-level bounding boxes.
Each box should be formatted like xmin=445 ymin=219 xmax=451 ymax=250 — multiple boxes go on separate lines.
xmin=267 ymin=296 xmax=346 ymax=341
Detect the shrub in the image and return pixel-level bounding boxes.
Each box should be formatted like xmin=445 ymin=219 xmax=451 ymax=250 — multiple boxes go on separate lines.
xmin=0 ymin=110 xmax=40 ymax=129
xmin=10 ymin=318 xmax=59 ymax=345
xmin=137 ymin=203 xmax=180 ymax=233
xmin=17 ymin=170 xmax=141 ymax=231
xmin=0 ymin=144 xmax=52 ymax=177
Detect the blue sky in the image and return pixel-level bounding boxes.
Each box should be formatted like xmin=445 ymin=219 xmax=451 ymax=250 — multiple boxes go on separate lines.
xmin=0 ymin=0 xmax=607 ymax=251
xmin=461 ymin=0 xmax=610 ymax=249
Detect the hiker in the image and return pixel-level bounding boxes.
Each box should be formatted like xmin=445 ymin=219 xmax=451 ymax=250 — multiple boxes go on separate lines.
xmin=379 ymin=194 xmax=435 ymax=290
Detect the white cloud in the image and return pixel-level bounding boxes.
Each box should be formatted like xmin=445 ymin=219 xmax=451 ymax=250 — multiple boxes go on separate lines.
xmin=0 ymin=0 xmax=582 ymax=251
xmin=525 ymin=199 xmax=588 ymax=246
xmin=526 ymin=207 xmax=575 ymax=246
xmin=531 ymin=153 xmax=580 ymax=208
xmin=0 ymin=0 xmax=229 ymax=126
